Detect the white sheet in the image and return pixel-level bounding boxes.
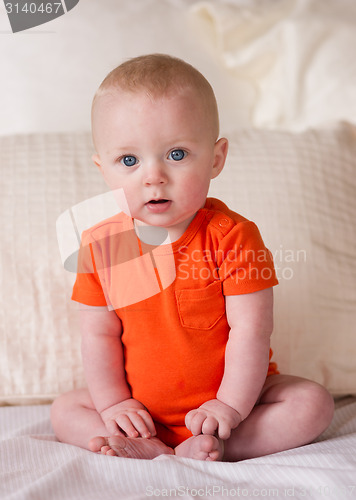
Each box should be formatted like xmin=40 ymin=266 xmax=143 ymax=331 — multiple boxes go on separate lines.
xmin=1 ymin=399 xmax=356 ymax=500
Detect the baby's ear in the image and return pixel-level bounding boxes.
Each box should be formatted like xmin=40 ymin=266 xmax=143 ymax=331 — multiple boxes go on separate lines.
xmin=211 ymin=137 xmax=228 ymax=179
xmin=92 ymin=154 xmax=102 ymax=172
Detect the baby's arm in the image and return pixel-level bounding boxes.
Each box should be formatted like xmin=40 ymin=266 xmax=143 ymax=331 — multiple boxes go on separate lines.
xmin=186 ymin=288 xmax=273 ymax=439
xmin=80 ymin=304 xmax=156 ymax=438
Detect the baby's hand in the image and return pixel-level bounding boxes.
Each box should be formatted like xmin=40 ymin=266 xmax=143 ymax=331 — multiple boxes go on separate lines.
xmin=185 ymin=399 xmax=242 ymax=440
xmin=100 ymin=399 xmax=156 ymax=438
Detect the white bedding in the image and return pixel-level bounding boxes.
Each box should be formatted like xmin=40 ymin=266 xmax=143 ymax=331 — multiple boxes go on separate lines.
xmin=1 ymin=398 xmax=356 ymax=500
xmin=2 ymin=0 xmax=356 ymax=134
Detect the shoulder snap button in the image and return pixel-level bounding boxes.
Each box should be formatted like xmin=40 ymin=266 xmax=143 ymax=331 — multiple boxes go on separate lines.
xmin=218 ymin=218 xmax=229 ymax=227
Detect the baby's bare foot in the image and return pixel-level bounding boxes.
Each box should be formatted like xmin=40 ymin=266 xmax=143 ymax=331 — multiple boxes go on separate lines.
xmin=89 ymin=435 xmax=174 ymax=459
xmin=174 ymin=434 xmax=224 ymax=461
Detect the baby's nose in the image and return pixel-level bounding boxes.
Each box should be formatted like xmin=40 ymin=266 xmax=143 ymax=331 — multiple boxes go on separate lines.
xmin=143 ymin=162 xmax=168 ymax=185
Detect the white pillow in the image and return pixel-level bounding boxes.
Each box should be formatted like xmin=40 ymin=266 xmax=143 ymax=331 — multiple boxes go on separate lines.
xmin=0 ymin=124 xmax=355 ymax=404
xmin=209 ymin=122 xmax=356 ymax=395
xmin=191 ymin=0 xmax=356 ymax=130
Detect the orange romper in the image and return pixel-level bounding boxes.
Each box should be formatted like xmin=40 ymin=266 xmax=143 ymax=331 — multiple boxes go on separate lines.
xmin=72 ymin=198 xmax=279 ymax=447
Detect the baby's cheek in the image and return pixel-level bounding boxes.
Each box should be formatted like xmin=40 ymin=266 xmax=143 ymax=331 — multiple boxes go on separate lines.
xmin=111 ymin=187 xmax=133 ymax=216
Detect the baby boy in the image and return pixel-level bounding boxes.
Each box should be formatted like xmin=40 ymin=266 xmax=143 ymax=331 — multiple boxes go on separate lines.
xmin=51 ymin=54 xmax=333 ymax=461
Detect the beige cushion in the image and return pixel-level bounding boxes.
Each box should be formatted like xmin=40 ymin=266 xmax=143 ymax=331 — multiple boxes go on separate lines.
xmin=0 ymin=133 xmax=104 ymax=404
xmin=0 ymin=124 xmax=355 ymax=404
xmin=210 ymin=122 xmax=356 ymax=395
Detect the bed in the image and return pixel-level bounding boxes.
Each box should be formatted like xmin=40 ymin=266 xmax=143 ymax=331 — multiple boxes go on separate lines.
xmin=1 ymin=1 xmax=356 ymax=498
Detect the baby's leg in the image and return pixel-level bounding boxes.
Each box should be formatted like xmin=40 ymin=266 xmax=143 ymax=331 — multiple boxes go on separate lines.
xmin=51 ymin=389 xmax=108 ymax=449
xmin=223 ymin=374 xmax=334 ymax=462
xmin=51 ymin=389 xmax=173 ymax=459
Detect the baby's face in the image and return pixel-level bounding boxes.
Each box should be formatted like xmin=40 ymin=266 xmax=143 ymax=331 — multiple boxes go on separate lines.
xmin=92 ymin=88 xmax=227 ymax=240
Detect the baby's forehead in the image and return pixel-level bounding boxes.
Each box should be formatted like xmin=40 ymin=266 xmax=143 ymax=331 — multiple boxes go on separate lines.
xmin=96 ymin=84 xmax=199 ymax=103
xmin=92 ymin=85 xmax=204 ymax=119
xmin=92 ymin=83 xmax=219 ymax=142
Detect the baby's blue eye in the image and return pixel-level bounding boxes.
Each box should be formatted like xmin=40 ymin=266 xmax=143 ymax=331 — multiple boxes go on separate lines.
xmin=121 ymin=155 xmax=137 ymax=167
xmin=169 ymin=149 xmax=186 ymax=161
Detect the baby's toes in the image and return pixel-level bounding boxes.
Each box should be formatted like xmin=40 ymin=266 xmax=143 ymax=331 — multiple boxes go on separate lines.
xmin=206 ymin=448 xmax=221 ymax=461
xmin=89 ymin=436 xmax=107 ymax=453
xmin=101 ymin=445 xmax=115 ymax=455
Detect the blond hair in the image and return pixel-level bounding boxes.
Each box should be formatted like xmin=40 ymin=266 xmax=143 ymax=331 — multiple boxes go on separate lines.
xmin=92 ymin=53 xmax=220 ymax=139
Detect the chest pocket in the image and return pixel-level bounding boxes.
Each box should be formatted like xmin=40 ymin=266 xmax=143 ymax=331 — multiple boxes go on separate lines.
xmin=175 ymin=280 xmax=225 ymax=330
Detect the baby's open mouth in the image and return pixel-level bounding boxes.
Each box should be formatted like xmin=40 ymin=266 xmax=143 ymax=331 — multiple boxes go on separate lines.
xmin=145 ymin=199 xmax=171 ymax=213
xmin=148 ymin=199 xmax=169 ymax=204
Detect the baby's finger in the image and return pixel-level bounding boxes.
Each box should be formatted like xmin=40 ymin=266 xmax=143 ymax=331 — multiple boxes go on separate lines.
xmin=188 ymin=411 xmax=207 ymax=436
xmin=201 ymin=416 xmax=219 ymax=436
xmin=185 ymin=409 xmax=200 ymax=432
xmin=127 ymin=412 xmax=153 ymax=438
xmin=137 ymin=410 xmax=157 ymax=437
xmin=105 ymin=419 xmax=124 ymax=437
xmin=114 ymin=414 xmax=139 ymax=438
xmin=217 ymin=420 xmax=232 ymax=440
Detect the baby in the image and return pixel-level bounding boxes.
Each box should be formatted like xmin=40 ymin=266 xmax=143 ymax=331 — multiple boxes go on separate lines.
xmin=51 ymin=54 xmax=334 ymax=461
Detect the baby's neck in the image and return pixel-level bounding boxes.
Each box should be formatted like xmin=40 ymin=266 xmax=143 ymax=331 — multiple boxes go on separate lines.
xmin=133 ymin=214 xmax=197 ymax=244
xmin=133 ymin=219 xmax=171 ymax=245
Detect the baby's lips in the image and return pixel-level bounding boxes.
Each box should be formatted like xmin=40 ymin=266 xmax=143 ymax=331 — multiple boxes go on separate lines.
xmin=145 ymin=200 xmax=172 ymax=213
xmin=147 ymin=199 xmax=169 ymax=204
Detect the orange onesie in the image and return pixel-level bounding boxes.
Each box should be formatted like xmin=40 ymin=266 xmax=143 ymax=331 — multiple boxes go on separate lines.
xmin=72 ymin=198 xmax=279 ymax=447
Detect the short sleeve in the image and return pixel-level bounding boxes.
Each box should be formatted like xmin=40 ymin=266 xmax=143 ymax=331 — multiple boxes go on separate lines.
xmin=71 ymin=230 xmax=107 ymax=306
xmin=217 ymin=221 xmax=278 ymax=295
